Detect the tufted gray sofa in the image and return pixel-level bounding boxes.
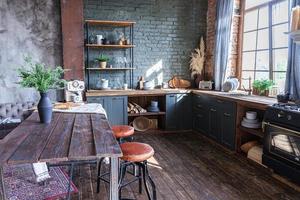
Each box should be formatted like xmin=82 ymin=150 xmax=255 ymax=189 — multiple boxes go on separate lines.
xmin=0 ymin=102 xmax=36 ymax=139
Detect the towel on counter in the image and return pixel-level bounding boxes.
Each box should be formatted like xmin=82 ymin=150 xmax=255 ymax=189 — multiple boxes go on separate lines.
xmin=53 ymin=103 xmax=107 ymax=118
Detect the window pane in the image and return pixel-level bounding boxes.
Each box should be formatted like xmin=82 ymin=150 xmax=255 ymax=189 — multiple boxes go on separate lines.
xmin=242 ymin=52 xmax=255 ymax=70
xmin=272 ymin=0 xmax=289 ymax=25
xmin=256 ymin=50 xmax=269 ymax=70
xmin=243 ymin=31 xmax=257 ymax=51
xmin=257 ymin=29 xmax=269 ymax=49
xmin=273 ymin=72 xmax=286 ymax=94
xmin=244 ymin=10 xmax=258 ymax=31
xmin=241 ymin=71 xmax=254 ymax=89
xmin=258 ymin=6 xmax=269 ymax=29
xmin=245 ymin=0 xmax=271 ymax=9
xmin=273 ymin=48 xmax=288 ymax=71
xmin=272 ymin=23 xmax=288 ymax=48
xmin=255 ymin=71 xmax=269 ymax=80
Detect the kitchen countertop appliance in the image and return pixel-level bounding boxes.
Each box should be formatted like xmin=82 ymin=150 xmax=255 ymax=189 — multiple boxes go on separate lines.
xmin=263 ymin=103 xmax=300 ymax=184
xmin=65 ymin=80 xmax=85 ymax=103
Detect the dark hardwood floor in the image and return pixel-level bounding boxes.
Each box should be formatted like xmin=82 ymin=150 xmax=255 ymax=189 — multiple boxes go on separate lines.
xmin=71 ymin=131 xmax=300 ymax=200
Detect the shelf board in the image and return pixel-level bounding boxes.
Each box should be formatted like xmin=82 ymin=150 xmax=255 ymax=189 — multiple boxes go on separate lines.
xmin=85 ymin=20 xmax=136 ymax=26
xmin=86 ymin=67 xmax=136 ymax=70
xmin=86 ymin=44 xmax=135 ymax=48
xmin=239 ymin=126 xmax=264 ymax=138
xmin=128 ymin=112 xmax=166 ymax=117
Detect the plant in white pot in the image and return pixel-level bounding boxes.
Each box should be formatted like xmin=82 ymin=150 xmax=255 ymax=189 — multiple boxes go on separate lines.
xmin=96 ymin=54 xmax=109 ymax=69
xmin=190 ymin=36 xmax=205 ymax=86
xmin=18 ymin=57 xmax=66 ymax=123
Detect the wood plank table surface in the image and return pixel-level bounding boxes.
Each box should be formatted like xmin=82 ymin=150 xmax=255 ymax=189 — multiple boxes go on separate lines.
xmin=0 ymin=112 xmax=122 ymax=200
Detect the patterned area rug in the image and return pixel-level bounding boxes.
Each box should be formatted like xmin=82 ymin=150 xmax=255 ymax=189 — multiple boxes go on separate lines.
xmin=3 ymin=164 xmax=78 ymax=200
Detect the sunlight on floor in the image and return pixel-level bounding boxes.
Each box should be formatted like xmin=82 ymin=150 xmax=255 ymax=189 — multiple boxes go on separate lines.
xmin=147 ymin=156 xmax=163 ymax=170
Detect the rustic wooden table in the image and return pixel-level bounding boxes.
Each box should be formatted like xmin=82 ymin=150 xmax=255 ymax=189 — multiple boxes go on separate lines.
xmin=0 ymin=112 xmax=122 ymax=200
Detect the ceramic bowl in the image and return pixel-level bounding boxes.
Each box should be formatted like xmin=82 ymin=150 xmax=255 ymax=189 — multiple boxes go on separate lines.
xmin=246 ymin=111 xmax=257 ymax=120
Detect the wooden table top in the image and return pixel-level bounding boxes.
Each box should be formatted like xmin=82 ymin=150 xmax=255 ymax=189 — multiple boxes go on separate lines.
xmin=0 ymin=112 xmax=122 ymax=166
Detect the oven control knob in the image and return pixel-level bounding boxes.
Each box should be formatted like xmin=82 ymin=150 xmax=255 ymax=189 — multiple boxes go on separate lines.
xmin=277 ymin=112 xmax=284 ymax=118
xmin=287 ymin=115 xmax=292 ymax=121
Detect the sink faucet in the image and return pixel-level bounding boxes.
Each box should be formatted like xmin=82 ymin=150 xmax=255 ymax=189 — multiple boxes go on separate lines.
xmin=242 ymin=76 xmax=252 ymax=95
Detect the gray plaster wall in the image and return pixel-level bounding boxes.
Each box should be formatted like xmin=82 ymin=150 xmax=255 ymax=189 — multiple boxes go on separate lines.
xmin=84 ymin=0 xmax=207 ymax=89
xmin=0 ymin=0 xmax=62 ymax=103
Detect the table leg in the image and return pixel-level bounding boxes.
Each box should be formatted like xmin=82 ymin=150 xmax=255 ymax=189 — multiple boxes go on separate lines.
xmin=110 ymin=158 xmax=119 ymax=200
xmin=0 ymin=167 xmax=6 ymax=200
xmin=67 ymin=163 xmax=75 ymax=200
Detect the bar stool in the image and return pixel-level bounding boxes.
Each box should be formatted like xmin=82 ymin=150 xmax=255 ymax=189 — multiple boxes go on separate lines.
xmin=96 ymin=125 xmax=135 ymax=193
xmin=118 ymin=142 xmax=156 ymax=200
xmin=112 ymin=125 xmax=135 ymax=143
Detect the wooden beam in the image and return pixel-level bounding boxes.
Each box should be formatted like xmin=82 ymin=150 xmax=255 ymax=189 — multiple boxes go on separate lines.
xmin=60 ymin=0 xmax=84 ymax=80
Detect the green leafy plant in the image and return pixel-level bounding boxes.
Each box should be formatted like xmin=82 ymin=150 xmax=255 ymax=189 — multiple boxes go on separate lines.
xmin=252 ymin=79 xmax=274 ymax=95
xmin=95 ymin=54 xmax=109 ymax=62
xmin=18 ymin=57 xmax=66 ymax=93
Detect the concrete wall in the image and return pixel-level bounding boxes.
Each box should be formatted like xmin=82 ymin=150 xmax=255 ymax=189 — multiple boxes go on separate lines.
xmin=0 ymin=0 xmax=62 ymax=103
xmin=84 ymin=0 xmax=207 ymax=89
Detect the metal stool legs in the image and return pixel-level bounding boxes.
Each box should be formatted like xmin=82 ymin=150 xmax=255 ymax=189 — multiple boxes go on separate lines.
xmin=119 ymin=161 xmax=156 ymax=200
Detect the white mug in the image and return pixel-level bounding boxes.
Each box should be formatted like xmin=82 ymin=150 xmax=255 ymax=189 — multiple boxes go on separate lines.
xmin=96 ymin=35 xmax=103 ymax=44
xmin=123 ymin=83 xmax=128 ymax=90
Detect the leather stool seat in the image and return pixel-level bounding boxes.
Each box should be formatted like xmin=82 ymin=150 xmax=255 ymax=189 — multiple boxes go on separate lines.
xmin=120 ymin=142 xmax=154 ymax=162
xmin=112 ymin=125 xmax=134 ymax=139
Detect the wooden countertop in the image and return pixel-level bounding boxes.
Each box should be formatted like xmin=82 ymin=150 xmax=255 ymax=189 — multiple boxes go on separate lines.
xmin=86 ymin=89 xmax=277 ymax=109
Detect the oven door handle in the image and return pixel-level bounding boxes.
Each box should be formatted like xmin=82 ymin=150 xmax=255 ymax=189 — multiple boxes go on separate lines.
xmin=263 ymin=122 xmax=300 ymax=135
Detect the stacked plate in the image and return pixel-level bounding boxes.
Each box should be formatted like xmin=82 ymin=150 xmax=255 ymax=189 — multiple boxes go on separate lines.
xmin=241 ymin=111 xmax=261 ymax=129
xmin=147 ymin=101 xmax=160 ymax=112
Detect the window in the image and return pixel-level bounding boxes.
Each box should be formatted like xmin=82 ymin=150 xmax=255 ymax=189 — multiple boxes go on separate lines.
xmin=241 ymin=0 xmax=291 ymax=94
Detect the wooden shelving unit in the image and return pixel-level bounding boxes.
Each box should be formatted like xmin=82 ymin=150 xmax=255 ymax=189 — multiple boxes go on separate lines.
xmin=85 ymin=20 xmax=136 ymax=26
xmin=85 ymin=20 xmax=135 ymax=89
xmin=239 ymin=126 xmax=264 ymax=138
xmin=128 ymin=112 xmax=166 ymax=117
xmin=86 ymin=67 xmax=136 ymax=70
xmin=86 ymin=44 xmax=135 ymax=48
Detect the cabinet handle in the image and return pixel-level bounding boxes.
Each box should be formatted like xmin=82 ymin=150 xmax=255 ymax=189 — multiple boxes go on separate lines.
xmin=169 ymin=95 xmax=175 ymax=97
xmin=217 ymin=99 xmax=224 ymax=103
xmin=197 ymin=104 xmax=203 ymax=108
xmin=224 ymin=112 xmax=231 ymax=117
xmin=210 ymin=108 xmax=216 ymax=112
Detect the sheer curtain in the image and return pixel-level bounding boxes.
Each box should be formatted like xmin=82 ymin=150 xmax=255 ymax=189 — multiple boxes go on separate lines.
xmin=214 ymin=0 xmax=234 ymax=91
xmin=285 ymin=0 xmax=300 ymax=100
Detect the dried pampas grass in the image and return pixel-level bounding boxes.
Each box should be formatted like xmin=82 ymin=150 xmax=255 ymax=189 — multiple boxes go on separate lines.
xmin=189 ymin=36 xmax=205 ymax=78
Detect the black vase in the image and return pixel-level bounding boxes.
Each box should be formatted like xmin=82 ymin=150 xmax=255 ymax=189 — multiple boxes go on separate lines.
xmin=38 ymin=92 xmax=53 ymax=123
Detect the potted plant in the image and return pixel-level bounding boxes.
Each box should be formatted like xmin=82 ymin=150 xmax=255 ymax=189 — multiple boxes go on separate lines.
xmin=18 ymin=57 xmax=66 ymax=123
xmin=96 ymin=54 xmax=109 ymax=69
xmin=252 ymin=79 xmax=274 ymax=96
xmin=189 ymin=36 xmax=205 ymax=87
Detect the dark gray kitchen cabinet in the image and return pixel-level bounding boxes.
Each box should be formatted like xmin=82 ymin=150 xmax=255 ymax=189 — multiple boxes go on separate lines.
xmin=166 ymin=94 xmax=192 ymax=130
xmin=193 ymin=94 xmax=236 ymax=150
xmin=87 ymin=96 xmax=128 ymax=125
xmin=192 ymin=94 xmax=209 ymax=135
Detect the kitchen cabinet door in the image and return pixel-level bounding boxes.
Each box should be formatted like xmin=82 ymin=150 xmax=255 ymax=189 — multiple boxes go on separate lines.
xmin=108 ymin=96 xmax=128 ymax=126
xmin=166 ymin=94 xmax=178 ymax=130
xmin=177 ymin=94 xmax=192 ymax=130
xmin=208 ymin=104 xmax=221 ymax=142
xmin=87 ymin=96 xmax=128 ymax=125
xmin=220 ymin=111 xmax=236 ymax=150
xmin=193 ymin=94 xmax=209 ymax=135
xmin=218 ymin=100 xmax=236 ymax=150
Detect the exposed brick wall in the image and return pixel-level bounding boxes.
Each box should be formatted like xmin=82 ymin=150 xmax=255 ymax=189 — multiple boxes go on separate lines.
xmin=205 ymin=0 xmax=216 ymax=80
xmin=205 ymin=0 xmax=241 ymax=80
xmin=83 ymin=0 xmax=207 ymax=89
